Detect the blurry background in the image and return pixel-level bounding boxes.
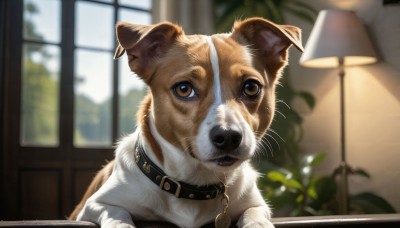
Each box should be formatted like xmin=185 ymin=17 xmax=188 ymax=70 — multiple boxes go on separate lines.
xmin=1 ymin=0 xmax=399 ymax=220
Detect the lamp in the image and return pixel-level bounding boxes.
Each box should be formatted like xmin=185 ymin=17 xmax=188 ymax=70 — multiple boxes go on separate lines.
xmin=299 ymin=9 xmax=378 ymax=214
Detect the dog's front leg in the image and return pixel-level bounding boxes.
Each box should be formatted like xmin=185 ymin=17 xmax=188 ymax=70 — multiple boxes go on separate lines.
xmin=77 ymin=202 xmax=136 ymax=228
xmin=237 ymin=205 xmax=274 ymax=228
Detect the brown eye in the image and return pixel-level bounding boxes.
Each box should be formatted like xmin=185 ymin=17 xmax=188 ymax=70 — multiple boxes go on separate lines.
xmin=242 ymin=80 xmax=262 ymax=99
xmin=173 ymin=81 xmax=196 ymax=99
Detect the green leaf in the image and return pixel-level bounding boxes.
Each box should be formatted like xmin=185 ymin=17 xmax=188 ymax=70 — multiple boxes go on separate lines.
xmin=285 ymin=178 xmax=303 ymax=190
xmin=267 ymin=171 xmax=303 ymax=190
xmin=301 ymin=152 xmax=326 ymax=168
xmin=307 ymin=186 xmax=317 ymax=200
xmin=266 ymin=171 xmax=287 ymax=182
xmin=296 ymin=194 xmax=304 ymax=203
xmin=297 ymin=91 xmax=316 ymax=110
xmin=350 ymin=192 xmax=397 ymax=214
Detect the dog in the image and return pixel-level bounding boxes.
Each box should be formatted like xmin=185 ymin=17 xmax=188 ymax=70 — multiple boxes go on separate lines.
xmin=70 ymin=17 xmax=303 ymax=228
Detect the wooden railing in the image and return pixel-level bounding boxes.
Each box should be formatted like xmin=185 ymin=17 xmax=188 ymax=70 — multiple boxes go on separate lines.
xmin=0 ymin=214 xmax=399 ymax=227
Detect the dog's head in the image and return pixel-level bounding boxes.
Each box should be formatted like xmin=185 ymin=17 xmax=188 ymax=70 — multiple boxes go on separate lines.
xmin=114 ymin=18 xmax=303 ymax=171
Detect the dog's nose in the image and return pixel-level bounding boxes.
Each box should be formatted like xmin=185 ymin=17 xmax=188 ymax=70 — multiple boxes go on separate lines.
xmin=210 ymin=126 xmax=242 ymax=151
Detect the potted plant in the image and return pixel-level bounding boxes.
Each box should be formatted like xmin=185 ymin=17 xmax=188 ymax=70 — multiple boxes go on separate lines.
xmin=259 ymin=152 xmax=396 ymax=216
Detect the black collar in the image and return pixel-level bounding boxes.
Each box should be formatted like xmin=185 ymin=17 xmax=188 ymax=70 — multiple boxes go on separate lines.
xmin=135 ymin=140 xmax=225 ymax=200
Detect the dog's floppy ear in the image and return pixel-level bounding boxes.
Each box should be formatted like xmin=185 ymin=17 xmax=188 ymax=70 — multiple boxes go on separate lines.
xmin=232 ymin=17 xmax=303 ymax=81
xmin=114 ymin=22 xmax=183 ymax=81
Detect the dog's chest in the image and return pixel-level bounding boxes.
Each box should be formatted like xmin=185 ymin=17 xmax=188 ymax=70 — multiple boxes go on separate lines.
xmin=133 ymin=191 xmax=221 ymax=227
xmin=165 ymin=198 xmax=221 ymax=227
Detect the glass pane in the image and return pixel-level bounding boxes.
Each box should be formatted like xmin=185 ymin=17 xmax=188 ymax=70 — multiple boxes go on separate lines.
xmin=119 ymin=8 xmax=152 ymax=24
xmin=75 ymin=1 xmax=113 ymax=49
xmin=118 ymin=55 xmax=147 ymax=136
xmin=21 ymin=44 xmax=60 ymax=146
xmin=74 ymin=49 xmax=113 ymax=147
xmin=119 ymin=0 xmax=152 ymax=10
xmin=23 ymin=0 xmax=61 ymax=43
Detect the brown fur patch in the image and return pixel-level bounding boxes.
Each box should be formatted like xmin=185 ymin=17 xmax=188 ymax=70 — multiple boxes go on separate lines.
xmin=137 ymin=93 xmax=163 ymax=163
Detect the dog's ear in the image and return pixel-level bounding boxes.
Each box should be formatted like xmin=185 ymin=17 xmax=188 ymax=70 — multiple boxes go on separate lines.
xmin=231 ymin=17 xmax=303 ymax=81
xmin=114 ymin=22 xmax=183 ymax=81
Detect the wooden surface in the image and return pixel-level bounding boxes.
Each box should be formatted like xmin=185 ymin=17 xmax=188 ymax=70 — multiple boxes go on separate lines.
xmin=0 ymin=214 xmax=399 ymax=227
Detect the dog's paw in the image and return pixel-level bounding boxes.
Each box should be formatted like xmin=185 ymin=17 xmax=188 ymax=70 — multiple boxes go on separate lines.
xmin=103 ymin=222 xmax=136 ymax=228
xmin=237 ymin=206 xmax=274 ymax=228
xmin=241 ymin=220 xmax=274 ymax=228
xmin=102 ymin=220 xmax=136 ymax=228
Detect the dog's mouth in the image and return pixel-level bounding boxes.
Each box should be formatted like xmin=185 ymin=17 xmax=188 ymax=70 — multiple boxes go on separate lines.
xmin=211 ymin=156 xmax=239 ymax=167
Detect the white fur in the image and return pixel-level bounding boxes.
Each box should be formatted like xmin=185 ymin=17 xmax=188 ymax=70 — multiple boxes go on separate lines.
xmin=204 ymin=36 xmax=222 ymax=105
xmin=76 ymin=35 xmax=274 ymax=228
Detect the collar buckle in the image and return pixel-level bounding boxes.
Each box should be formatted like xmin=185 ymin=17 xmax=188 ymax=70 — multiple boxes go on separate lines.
xmin=160 ymin=176 xmax=182 ymax=198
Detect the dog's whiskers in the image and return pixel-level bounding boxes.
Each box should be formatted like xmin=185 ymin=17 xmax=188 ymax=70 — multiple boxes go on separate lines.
xmin=268 ymin=129 xmax=285 ymax=143
xmin=265 ymin=133 xmax=280 ymax=151
xmin=253 ymin=127 xmax=286 ymax=159
xmin=255 ymin=137 xmax=273 ymax=159
xmin=276 ymin=99 xmax=290 ymax=109
xmin=274 ymin=109 xmax=286 ymax=119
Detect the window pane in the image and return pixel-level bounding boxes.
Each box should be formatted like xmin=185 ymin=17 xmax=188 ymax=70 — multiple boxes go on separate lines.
xmin=118 ymin=55 xmax=147 ymax=136
xmin=75 ymin=1 xmax=113 ymax=49
xmin=74 ymin=49 xmax=113 ymax=147
xmin=21 ymin=44 xmax=60 ymax=146
xmin=119 ymin=0 xmax=152 ymax=10
xmin=23 ymin=0 xmax=61 ymax=43
xmin=119 ymin=8 xmax=152 ymax=24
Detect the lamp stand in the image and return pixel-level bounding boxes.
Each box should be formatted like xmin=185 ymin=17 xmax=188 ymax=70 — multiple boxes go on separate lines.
xmin=300 ymin=9 xmax=378 ymax=215
xmin=338 ymin=58 xmax=348 ymax=214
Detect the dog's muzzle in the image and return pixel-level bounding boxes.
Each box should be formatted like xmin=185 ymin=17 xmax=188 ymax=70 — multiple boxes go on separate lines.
xmin=209 ymin=125 xmax=243 ymax=166
xmin=210 ymin=125 xmax=242 ymax=151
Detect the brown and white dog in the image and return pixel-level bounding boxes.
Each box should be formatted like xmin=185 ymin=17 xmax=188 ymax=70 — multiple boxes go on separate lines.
xmin=70 ymin=17 xmax=303 ymax=227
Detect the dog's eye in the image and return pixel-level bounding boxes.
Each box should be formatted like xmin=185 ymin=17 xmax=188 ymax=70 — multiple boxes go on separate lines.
xmin=173 ymin=81 xmax=196 ymax=99
xmin=242 ymin=80 xmax=262 ymax=99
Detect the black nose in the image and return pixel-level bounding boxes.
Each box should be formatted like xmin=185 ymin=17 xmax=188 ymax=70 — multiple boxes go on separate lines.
xmin=210 ymin=126 xmax=242 ymax=151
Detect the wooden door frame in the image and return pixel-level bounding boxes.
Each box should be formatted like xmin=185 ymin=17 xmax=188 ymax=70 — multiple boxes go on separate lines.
xmin=1 ymin=0 xmax=23 ymax=219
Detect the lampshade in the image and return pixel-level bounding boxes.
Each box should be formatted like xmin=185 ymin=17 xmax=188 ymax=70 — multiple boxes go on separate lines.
xmin=300 ymin=9 xmax=378 ymax=68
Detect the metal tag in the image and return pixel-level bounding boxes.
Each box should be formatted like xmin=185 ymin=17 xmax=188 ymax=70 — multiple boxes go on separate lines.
xmin=215 ymin=192 xmax=231 ymax=228
xmin=215 ymin=212 xmax=231 ymax=228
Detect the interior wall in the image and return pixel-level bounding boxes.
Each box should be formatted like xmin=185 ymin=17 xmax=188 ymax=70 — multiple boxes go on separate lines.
xmin=153 ymin=0 xmax=214 ymax=35
xmin=285 ymin=0 xmax=400 ymax=211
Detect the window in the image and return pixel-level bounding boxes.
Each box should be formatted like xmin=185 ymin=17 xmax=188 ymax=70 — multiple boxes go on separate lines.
xmin=2 ymin=0 xmax=152 ymax=219
xmin=20 ymin=0 xmax=151 ymax=148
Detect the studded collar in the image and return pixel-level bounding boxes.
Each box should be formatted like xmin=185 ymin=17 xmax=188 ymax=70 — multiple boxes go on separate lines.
xmin=135 ymin=140 xmax=225 ymax=200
